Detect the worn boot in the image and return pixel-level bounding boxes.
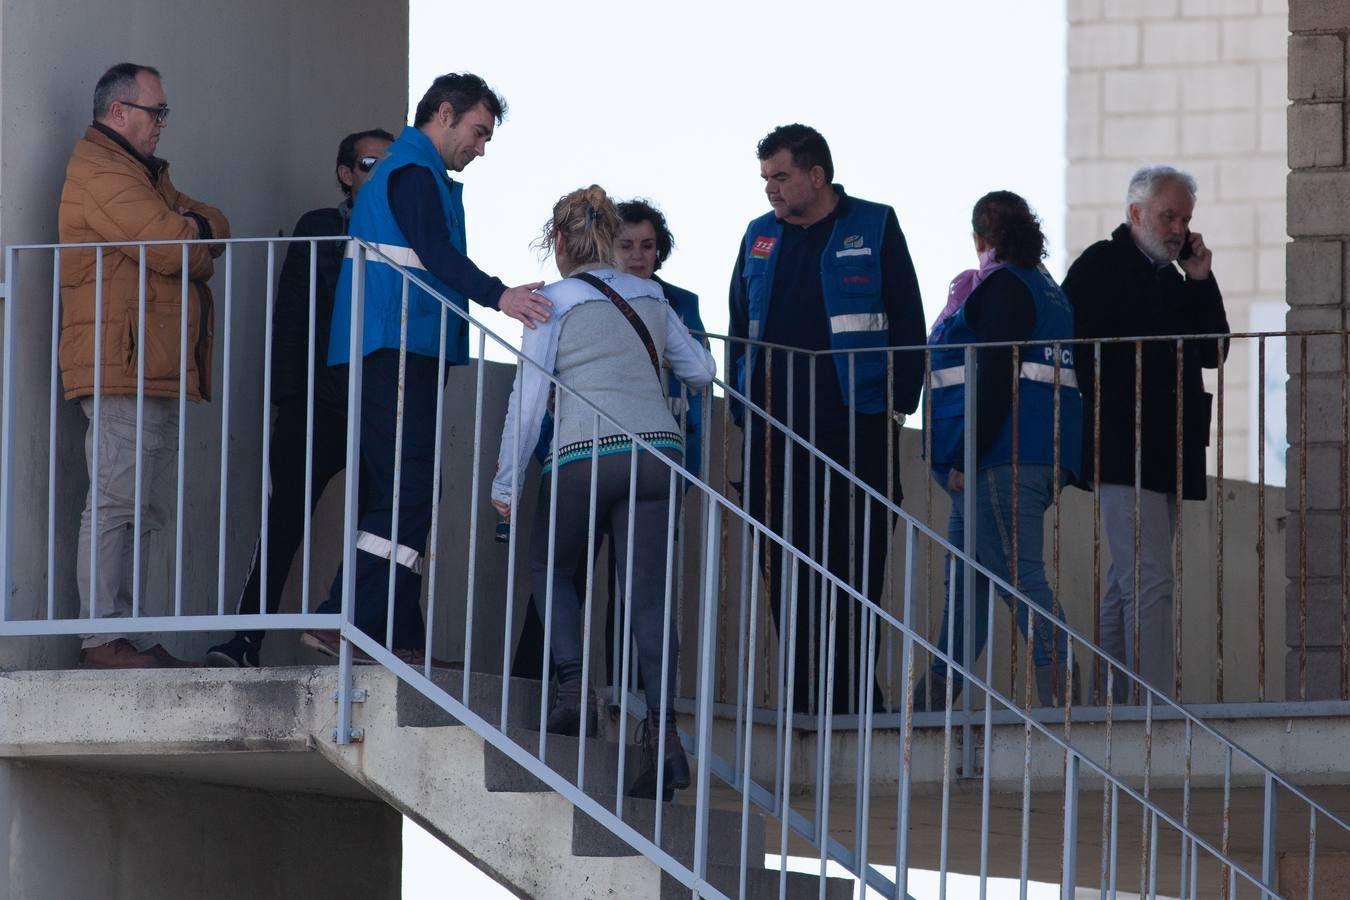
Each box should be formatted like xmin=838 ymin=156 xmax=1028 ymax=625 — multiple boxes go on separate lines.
xmin=627 ymin=709 xmax=691 ymax=801
xmin=546 ymin=678 xmax=599 ymax=738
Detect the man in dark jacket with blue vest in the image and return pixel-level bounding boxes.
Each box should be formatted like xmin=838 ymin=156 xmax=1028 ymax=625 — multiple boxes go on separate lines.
xmin=729 ymin=124 xmax=926 ymax=714
xmin=305 ymin=73 xmax=551 ymax=666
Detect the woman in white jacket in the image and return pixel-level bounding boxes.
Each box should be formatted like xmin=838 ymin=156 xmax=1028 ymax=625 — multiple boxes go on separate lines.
xmin=492 ymin=185 xmax=715 ymax=801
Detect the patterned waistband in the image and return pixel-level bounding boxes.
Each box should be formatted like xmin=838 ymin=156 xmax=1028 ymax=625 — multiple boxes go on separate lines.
xmin=542 ymin=430 xmax=684 ymax=474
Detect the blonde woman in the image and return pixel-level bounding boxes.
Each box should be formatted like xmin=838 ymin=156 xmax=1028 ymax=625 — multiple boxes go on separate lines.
xmin=492 ymin=185 xmax=715 ymax=800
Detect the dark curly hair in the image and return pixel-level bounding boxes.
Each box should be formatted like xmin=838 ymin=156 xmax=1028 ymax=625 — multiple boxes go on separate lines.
xmin=413 ymin=72 xmax=506 ymax=128
xmin=971 ymin=191 xmax=1047 ymax=269
xmin=335 ymin=128 xmax=395 ymax=197
xmin=616 ymin=199 xmax=675 ymax=272
xmin=756 ymin=124 xmax=833 ymax=183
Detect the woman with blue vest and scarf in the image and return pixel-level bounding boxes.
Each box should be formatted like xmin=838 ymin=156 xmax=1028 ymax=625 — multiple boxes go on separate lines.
xmin=492 ymin=186 xmax=715 ymax=801
xmin=918 ymin=191 xmax=1082 ymax=709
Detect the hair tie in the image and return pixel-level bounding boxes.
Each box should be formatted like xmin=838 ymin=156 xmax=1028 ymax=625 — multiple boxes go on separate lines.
xmin=585 ymin=206 xmax=601 ymax=226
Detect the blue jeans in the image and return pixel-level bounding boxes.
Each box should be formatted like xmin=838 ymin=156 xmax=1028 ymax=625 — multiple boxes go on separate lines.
xmin=930 ymin=464 xmax=1070 ymax=690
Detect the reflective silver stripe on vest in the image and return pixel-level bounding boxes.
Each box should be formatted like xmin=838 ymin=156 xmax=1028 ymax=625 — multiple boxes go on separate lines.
xmin=356 ymin=530 xmax=423 ymax=574
xmin=829 ymin=312 xmax=888 ymax=334
xmin=1021 ymin=361 xmax=1078 ymax=390
xmin=929 ymin=362 xmax=1077 ymax=390
xmin=930 ymin=366 xmax=965 ymax=388
xmin=835 ymin=248 xmax=873 ymax=258
xmin=346 ymin=240 xmax=426 ymax=272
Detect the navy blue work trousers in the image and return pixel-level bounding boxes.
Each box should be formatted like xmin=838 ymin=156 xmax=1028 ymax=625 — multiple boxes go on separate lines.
xmin=318 ymin=349 xmax=439 ymax=650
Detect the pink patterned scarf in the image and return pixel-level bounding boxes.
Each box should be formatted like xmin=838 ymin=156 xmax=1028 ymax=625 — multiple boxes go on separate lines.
xmin=929 ymin=248 xmax=1003 ymax=340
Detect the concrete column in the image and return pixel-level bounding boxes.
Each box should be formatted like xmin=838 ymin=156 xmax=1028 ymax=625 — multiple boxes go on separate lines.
xmin=0 ymin=761 xmax=400 ymax=899
xmin=1285 ymin=0 xmax=1350 ymax=699
xmin=0 ymin=0 xmax=408 ymax=670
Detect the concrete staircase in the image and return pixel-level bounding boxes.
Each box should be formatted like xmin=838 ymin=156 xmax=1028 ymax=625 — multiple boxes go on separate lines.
xmin=0 ymin=665 xmax=852 ymax=898
xmin=334 ymin=667 xmax=854 ymax=899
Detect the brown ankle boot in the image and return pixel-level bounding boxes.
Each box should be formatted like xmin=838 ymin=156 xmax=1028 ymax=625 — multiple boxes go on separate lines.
xmin=546 ymin=678 xmax=598 ymax=738
xmin=627 ymin=709 xmax=690 ymax=801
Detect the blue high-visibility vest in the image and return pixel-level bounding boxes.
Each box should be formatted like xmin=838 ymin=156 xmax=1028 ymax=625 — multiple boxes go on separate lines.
xmin=657 ymin=277 xmax=706 ymax=476
xmin=734 ymin=191 xmax=892 ymax=413
xmin=329 ymin=125 xmax=470 ymax=365
xmin=927 ymin=264 xmax=1083 ymax=478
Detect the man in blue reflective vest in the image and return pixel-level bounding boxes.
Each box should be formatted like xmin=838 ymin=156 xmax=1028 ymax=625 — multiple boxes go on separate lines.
xmin=304 ymin=73 xmax=551 ymax=666
xmin=729 ymin=124 xmax=926 ymax=715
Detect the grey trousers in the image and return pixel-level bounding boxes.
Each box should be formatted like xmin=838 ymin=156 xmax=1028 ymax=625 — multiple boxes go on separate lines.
xmin=528 ymin=449 xmax=681 ymax=712
xmin=1098 ymin=483 xmax=1178 ymax=700
xmin=76 ymin=395 xmax=179 ymax=650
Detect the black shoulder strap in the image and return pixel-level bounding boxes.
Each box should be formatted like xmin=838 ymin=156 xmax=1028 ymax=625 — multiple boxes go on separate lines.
xmin=572 ymin=272 xmax=662 ymax=383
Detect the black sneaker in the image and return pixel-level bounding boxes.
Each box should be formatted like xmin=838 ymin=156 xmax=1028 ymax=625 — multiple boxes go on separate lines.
xmin=206 ymin=635 xmax=260 ymax=668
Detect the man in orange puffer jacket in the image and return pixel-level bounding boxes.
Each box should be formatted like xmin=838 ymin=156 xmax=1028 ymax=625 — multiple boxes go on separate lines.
xmin=57 ymin=62 xmax=230 ymax=668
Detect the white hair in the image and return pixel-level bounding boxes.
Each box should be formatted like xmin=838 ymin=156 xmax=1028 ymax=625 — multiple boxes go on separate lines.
xmin=1125 ymin=166 xmax=1198 ymax=221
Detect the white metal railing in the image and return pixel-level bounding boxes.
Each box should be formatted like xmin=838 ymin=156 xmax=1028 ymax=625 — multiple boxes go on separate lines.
xmin=708 ymin=327 xmax=1348 ymax=710
xmin=0 ymin=235 xmax=1341 ymax=897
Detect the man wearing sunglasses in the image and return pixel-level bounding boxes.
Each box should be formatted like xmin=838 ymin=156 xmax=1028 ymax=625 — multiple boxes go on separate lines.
xmin=207 ymin=129 xmax=393 ymax=668
xmin=58 ymin=62 xmax=230 ymax=668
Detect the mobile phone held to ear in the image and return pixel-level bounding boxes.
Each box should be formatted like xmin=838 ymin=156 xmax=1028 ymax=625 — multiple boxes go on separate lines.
xmin=1178 ymin=230 xmax=1194 ymax=261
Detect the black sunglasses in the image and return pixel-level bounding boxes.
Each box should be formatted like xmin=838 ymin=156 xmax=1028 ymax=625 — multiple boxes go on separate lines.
xmin=356 ymin=155 xmax=380 ymax=173
xmin=121 ymin=101 xmax=170 ymax=124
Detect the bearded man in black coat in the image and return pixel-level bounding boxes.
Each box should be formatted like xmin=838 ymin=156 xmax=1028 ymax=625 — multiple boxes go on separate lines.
xmin=1063 ymin=165 xmax=1230 ymax=702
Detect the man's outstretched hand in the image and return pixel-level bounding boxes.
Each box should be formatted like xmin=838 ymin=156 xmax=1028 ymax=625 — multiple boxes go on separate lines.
xmin=498 ymin=282 xmax=551 ymax=329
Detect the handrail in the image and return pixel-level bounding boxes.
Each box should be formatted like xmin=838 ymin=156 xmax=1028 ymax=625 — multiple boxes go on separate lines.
xmin=702 ymin=324 xmax=1350 ymax=836
xmin=0 ymin=234 xmax=1335 ymax=897
xmin=348 ymin=238 xmax=1316 ymax=893
xmin=697 ymin=326 xmax=1337 ymax=353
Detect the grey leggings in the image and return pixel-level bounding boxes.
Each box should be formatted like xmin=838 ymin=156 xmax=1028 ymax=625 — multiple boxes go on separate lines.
xmin=529 ymin=448 xmax=681 ymax=712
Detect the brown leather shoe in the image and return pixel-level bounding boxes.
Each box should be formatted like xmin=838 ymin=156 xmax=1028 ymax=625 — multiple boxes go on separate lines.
xmin=79 ymin=639 xmax=163 ymax=669
xmin=144 ymin=643 xmax=196 ymax=668
xmin=301 ymin=629 xmax=375 ymax=664
xmin=393 ymin=648 xmax=463 ymax=671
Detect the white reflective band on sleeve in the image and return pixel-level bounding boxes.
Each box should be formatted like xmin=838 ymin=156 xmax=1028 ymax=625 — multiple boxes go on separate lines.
xmin=356 ymin=531 xmax=423 ymax=574
xmin=1021 ymin=361 xmax=1079 ymax=390
xmin=347 ymin=241 xmax=427 ymax=272
xmin=929 ymin=366 xmax=965 ymax=388
xmin=829 ymin=312 xmax=889 ymax=333
xmin=835 ymin=248 xmax=873 ymax=258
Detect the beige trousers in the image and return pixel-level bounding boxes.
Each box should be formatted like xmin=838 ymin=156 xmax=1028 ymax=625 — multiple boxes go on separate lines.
xmin=76 ymin=395 xmax=179 ymax=650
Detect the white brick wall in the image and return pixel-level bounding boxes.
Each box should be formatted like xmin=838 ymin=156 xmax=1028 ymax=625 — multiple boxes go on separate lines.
xmin=1066 ymin=0 xmax=1289 ymax=481
xmin=1222 ymin=16 xmax=1290 ymax=60
xmin=1183 ymin=65 xmax=1260 ymax=110
xmin=1105 ymin=115 xmax=1181 ymax=156
xmin=1104 ymin=0 xmax=1180 ymax=19
xmin=1069 ymin=23 xmax=1142 ymax=68
xmin=1182 ymin=0 xmax=1259 ymax=14
xmin=1104 ymin=70 xmax=1180 ymax=111
xmin=1143 ymin=21 xmax=1223 ymax=64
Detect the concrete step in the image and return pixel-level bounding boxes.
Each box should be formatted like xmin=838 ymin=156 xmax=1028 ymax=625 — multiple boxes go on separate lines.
xmin=571 ymin=796 xmax=766 ymax=870
xmin=482 ymin=725 xmax=633 ymax=797
xmin=395 ymin=667 xmax=552 ymax=731
xmin=661 ymin=864 xmax=855 ymax=900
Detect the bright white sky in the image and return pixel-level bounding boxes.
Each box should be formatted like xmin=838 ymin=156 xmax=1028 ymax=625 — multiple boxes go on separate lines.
xmin=406 ymin=0 xmax=1068 ymax=362
xmin=401 ymin=1 xmax=1067 ymax=895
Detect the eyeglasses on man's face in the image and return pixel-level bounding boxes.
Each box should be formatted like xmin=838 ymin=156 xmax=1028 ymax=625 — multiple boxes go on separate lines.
xmin=356 ymin=156 xmax=380 ymax=173
xmin=121 ymin=101 xmax=170 ymax=125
